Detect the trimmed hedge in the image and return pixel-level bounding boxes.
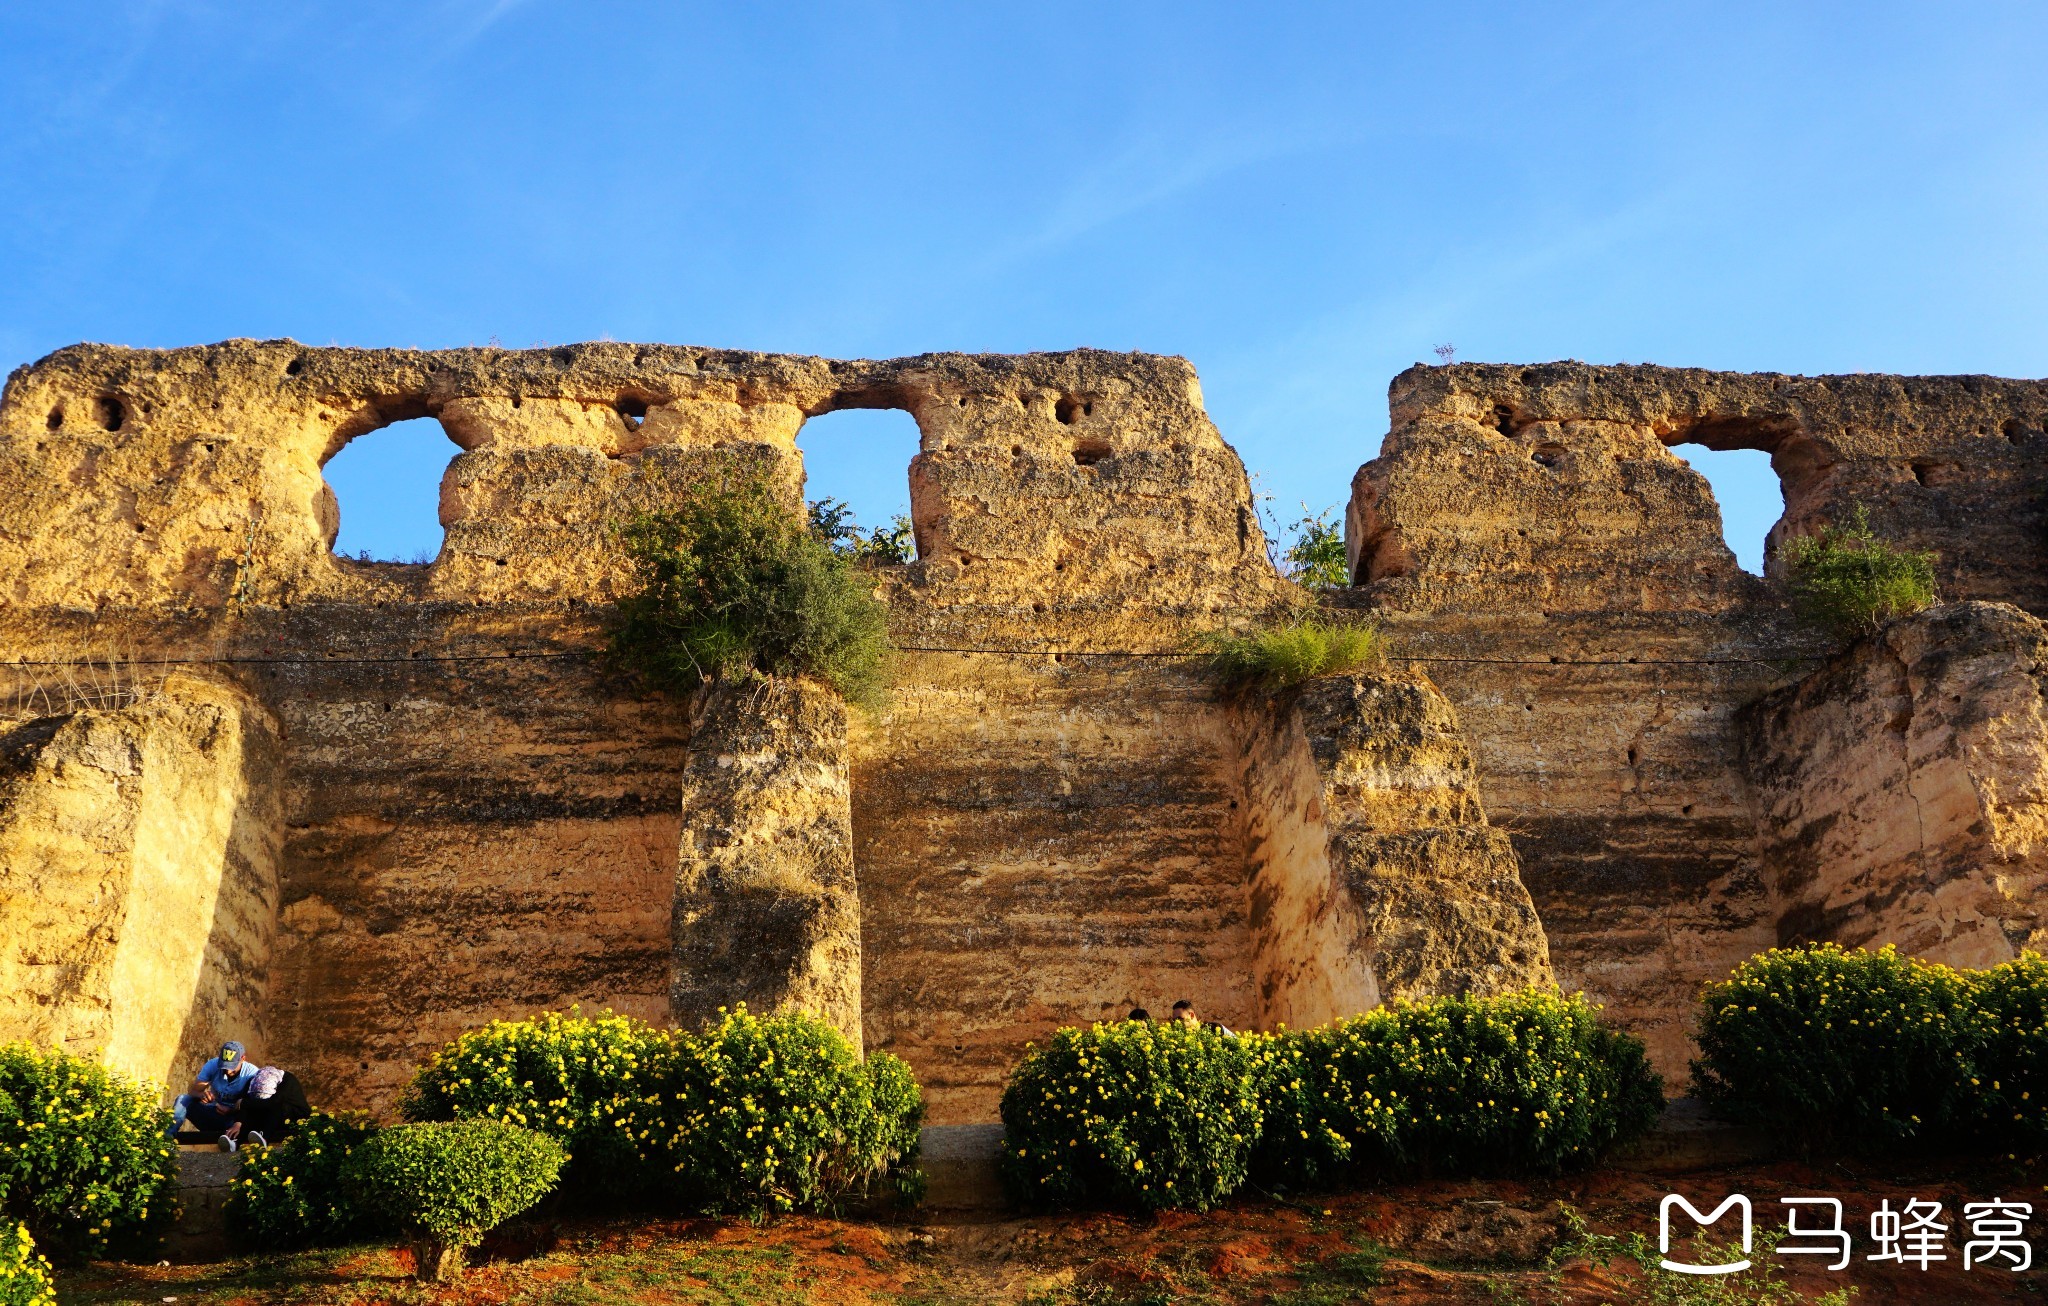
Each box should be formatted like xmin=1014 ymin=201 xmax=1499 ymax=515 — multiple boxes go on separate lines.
xmin=224 ymin=1112 xmax=384 ymax=1251
xmin=344 ymin=1120 xmax=563 ymax=1280
xmin=0 ymin=1043 xmax=178 ymax=1263
xmin=999 ymin=1021 xmax=1263 ymax=1212
xmin=1256 ymin=990 xmax=1663 ymax=1186
xmin=1000 ymin=990 xmax=1661 ymax=1211
xmin=403 ymin=1007 xmax=924 ymax=1216
xmin=0 ymin=1224 xmax=53 ymax=1306
xmin=1692 ymin=944 xmax=2048 ymax=1153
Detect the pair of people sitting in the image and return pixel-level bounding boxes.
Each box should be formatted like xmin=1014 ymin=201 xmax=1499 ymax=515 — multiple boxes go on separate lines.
xmin=1126 ymin=999 xmax=1235 ymax=1036
xmin=167 ymin=1040 xmax=311 ymax=1151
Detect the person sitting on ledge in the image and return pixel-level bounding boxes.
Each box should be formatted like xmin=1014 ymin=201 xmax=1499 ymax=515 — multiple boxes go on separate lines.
xmin=1126 ymin=1007 xmax=1151 ymax=1022
xmin=228 ymin=1065 xmax=311 ymax=1148
xmin=1171 ymin=999 xmax=1234 ymax=1037
xmin=167 ymin=1039 xmax=259 ymax=1149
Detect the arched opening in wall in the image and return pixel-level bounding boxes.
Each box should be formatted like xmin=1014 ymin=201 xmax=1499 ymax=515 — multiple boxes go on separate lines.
xmin=322 ymin=416 xmax=461 ymax=564
xmin=1666 ymin=442 xmax=1784 ymax=576
xmin=795 ymin=407 xmax=923 ymax=562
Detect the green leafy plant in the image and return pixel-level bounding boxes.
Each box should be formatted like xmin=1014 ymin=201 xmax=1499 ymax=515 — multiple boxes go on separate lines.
xmin=1280 ymin=504 xmax=1350 ymax=590
xmin=0 ymin=1042 xmax=177 ymax=1263
xmin=1195 ymin=615 xmax=1383 ymax=694
xmin=401 ymin=1009 xmax=671 ymax=1202
xmin=610 ymin=464 xmax=891 ymax=708
xmin=630 ymin=1006 xmax=925 ymax=1214
xmin=809 ymin=498 xmax=915 ymax=567
xmin=0 ymin=1223 xmax=53 ymax=1306
xmin=1254 ymin=989 xmax=1663 ymax=1185
xmin=1691 ymin=944 xmax=1985 ymax=1152
xmin=342 ymin=1119 xmax=565 ymax=1280
xmin=1783 ymin=505 xmax=1936 ymax=639
xmin=1969 ymin=951 xmax=2048 ymax=1148
xmin=999 ymin=1020 xmax=1265 ymax=1212
xmin=223 ymin=1112 xmax=384 ymax=1251
xmin=1551 ymin=1206 xmax=1856 ymax=1305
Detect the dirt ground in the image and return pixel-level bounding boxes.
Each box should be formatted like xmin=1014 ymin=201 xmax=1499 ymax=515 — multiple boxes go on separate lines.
xmin=60 ymin=1154 xmax=2048 ymax=1304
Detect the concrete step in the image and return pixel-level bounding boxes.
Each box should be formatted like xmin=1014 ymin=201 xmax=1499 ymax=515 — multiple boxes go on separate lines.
xmin=167 ymin=1144 xmax=240 ymax=1261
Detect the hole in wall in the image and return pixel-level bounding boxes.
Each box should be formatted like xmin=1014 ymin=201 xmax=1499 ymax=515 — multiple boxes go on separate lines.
xmin=795 ymin=406 xmax=923 ymax=560
xmin=1530 ymin=442 xmax=1566 ymax=470
xmin=1072 ymin=439 xmax=1111 ymax=467
xmin=45 ymin=407 xmax=61 ymax=430
xmin=1055 ymin=396 xmax=1090 ymax=425
xmin=285 ymin=357 xmax=306 ymax=377
xmin=615 ymin=396 xmax=648 ymax=429
xmin=322 ymin=415 xmax=460 ymax=564
xmin=1666 ymin=442 xmax=1783 ymax=576
xmin=97 ymin=396 xmax=124 ymax=431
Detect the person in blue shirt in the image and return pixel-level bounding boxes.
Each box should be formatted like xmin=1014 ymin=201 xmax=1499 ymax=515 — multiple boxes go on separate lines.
xmin=166 ymin=1040 xmax=259 ymax=1148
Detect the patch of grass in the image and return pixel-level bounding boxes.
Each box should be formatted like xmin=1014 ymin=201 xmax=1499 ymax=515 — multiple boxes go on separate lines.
xmin=1194 ymin=615 xmax=1382 ymax=694
xmin=1272 ymin=1239 xmax=1389 ymax=1305
xmin=1548 ymin=1206 xmax=1855 ymax=1306
xmin=1783 ymin=504 xmax=1936 ymax=641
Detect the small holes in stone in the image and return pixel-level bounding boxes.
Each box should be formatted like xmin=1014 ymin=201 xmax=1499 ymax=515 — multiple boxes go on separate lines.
xmin=1010 ymin=444 xmax=1024 ymax=457
xmin=511 ymin=396 xmax=524 ymax=409
xmin=1055 ymin=396 xmax=1083 ymax=425
xmin=98 ymin=397 xmax=125 ymax=431
xmin=1072 ymin=440 xmax=1111 ymax=467
xmin=285 ymin=357 xmax=306 ymax=377
xmin=615 ymin=397 xmax=649 ymax=429
xmin=1531 ymin=443 xmax=1565 ymax=470
xmin=45 ymin=407 xmax=62 ymax=430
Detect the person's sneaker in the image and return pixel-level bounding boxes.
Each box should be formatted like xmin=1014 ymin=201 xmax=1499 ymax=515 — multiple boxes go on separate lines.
xmin=247 ymin=1130 xmax=267 ymax=1147
xmin=218 ymin=1135 xmax=237 ymax=1153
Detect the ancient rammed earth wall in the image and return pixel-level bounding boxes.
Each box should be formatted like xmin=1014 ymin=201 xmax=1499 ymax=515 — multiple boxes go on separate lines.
xmin=1345 ymin=363 xmax=2048 ymax=1073
xmin=0 ymin=340 xmax=1546 ymax=1123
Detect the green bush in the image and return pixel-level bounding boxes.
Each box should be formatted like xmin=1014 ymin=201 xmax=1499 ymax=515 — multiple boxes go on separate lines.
xmin=1691 ymin=944 xmax=1985 ymax=1151
xmin=1971 ymin=952 xmax=2048 ymax=1148
xmin=401 ymin=1009 xmax=670 ymax=1201
xmin=0 ymin=1042 xmax=178 ymax=1263
xmin=630 ymin=1007 xmax=925 ymax=1213
xmin=1280 ymin=504 xmax=1350 ymax=590
xmin=0 ymin=1224 xmax=53 ymax=1306
xmin=223 ymin=1112 xmax=383 ymax=1251
xmin=1195 ymin=615 xmax=1382 ymax=694
xmin=999 ymin=1020 xmax=1264 ymax=1212
xmin=343 ymin=1120 xmax=565 ymax=1280
xmin=810 ymin=498 xmax=915 ymax=567
xmin=1255 ymin=990 xmax=1663 ymax=1185
xmin=1783 ymin=505 xmax=1937 ymax=639
xmin=610 ymin=463 xmax=892 ymax=708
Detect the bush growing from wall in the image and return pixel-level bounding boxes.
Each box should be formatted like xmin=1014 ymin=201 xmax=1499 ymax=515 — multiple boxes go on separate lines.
xmin=809 ymin=498 xmax=915 ymax=567
xmin=224 ymin=1112 xmax=385 ymax=1251
xmin=1783 ymin=505 xmax=1937 ymax=640
xmin=999 ymin=1020 xmax=1264 ymax=1212
xmin=1279 ymin=505 xmax=1351 ymax=590
xmin=0 ymin=1224 xmax=53 ymax=1306
xmin=629 ymin=1007 xmax=925 ymax=1214
xmin=401 ymin=1010 xmax=670 ymax=1202
xmin=1694 ymin=944 xmax=2048 ymax=1154
xmin=1196 ymin=615 xmax=1382 ymax=694
xmin=1255 ymin=991 xmax=1663 ymax=1186
xmin=0 ymin=1043 xmax=177 ymax=1263
xmin=343 ymin=1120 xmax=565 ymax=1281
xmin=610 ymin=465 xmax=892 ymax=708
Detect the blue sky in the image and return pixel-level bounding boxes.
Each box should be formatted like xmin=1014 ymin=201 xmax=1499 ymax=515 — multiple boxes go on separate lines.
xmin=4 ymin=4 xmax=2045 ymax=569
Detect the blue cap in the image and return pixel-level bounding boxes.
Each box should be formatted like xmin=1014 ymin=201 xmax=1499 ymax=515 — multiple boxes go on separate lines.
xmin=220 ymin=1040 xmax=245 ymax=1064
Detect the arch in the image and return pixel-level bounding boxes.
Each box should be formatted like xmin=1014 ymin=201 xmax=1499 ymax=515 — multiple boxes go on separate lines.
xmin=1665 ymin=443 xmax=1782 ymax=575
xmin=795 ymin=406 xmax=923 ymax=561
xmin=320 ymin=415 xmax=460 ymax=564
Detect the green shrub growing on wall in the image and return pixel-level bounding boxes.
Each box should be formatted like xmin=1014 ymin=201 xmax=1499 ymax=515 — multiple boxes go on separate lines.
xmin=809 ymin=498 xmax=915 ymax=567
xmin=1255 ymin=990 xmax=1663 ymax=1185
xmin=999 ymin=1021 xmax=1265 ymax=1212
xmin=224 ymin=1112 xmax=384 ymax=1251
xmin=401 ymin=1009 xmax=671 ymax=1202
xmin=0 ymin=1224 xmax=54 ymax=1306
xmin=611 ymin=465 xmax=892 ymax=708
xmin=1196 ymin=615 xmax=1382 ymax=694
xmin=344 ymin=1120 xmax=565 ymax=1281
xmin=1280 ymin=504 xmax=1351 ymax=590
xmin=1783 ymin=505 xmax=1937 ymax=639
xmin=1691 ymin=944 xmax=1986 ymax=1151
xmin=0 ymin=1043 xmax=177 ymax=1263
xmin=630 ymin=1007 xmax=925 ymax=1214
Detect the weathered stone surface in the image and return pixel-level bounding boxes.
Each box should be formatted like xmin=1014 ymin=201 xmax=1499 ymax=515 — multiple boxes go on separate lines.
xmin=1230 ymin=669 xmax=1550 ymax=1028
xmin=0 ymin=674 xmax=280 ymax=1093
xmin=1742 ymin=601 xmax=2048 ymax=964
xmin=672 ymin=677 xmax=862 ymax=1045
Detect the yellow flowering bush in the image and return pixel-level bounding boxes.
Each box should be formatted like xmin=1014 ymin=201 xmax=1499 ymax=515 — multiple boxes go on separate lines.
xmin=0 ymin=1223 xmax=53 ymax=1306
xmin=998 ymin=1020 xmax=1263 ymax=1212
xmin=1694 ymin=944 xmax=2047 ymax=1153
xmin=223 ymin=1111 xmax=385 ymax=1250
xmin=402 ymin=1009 xmax=670 ymax=1201
xmin=0 ymin=1042 xmax=177 ymax=1263
xmin=342 ymin=1120 xmax=564 ymax=1281
xmin=1255 ymin=989 xmax=1662 ymax=1186
xmin=404 ymin=1007 xmax=922 ymax=1215
xmin=628 ymin=1007 xmax=925 ymax=1213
